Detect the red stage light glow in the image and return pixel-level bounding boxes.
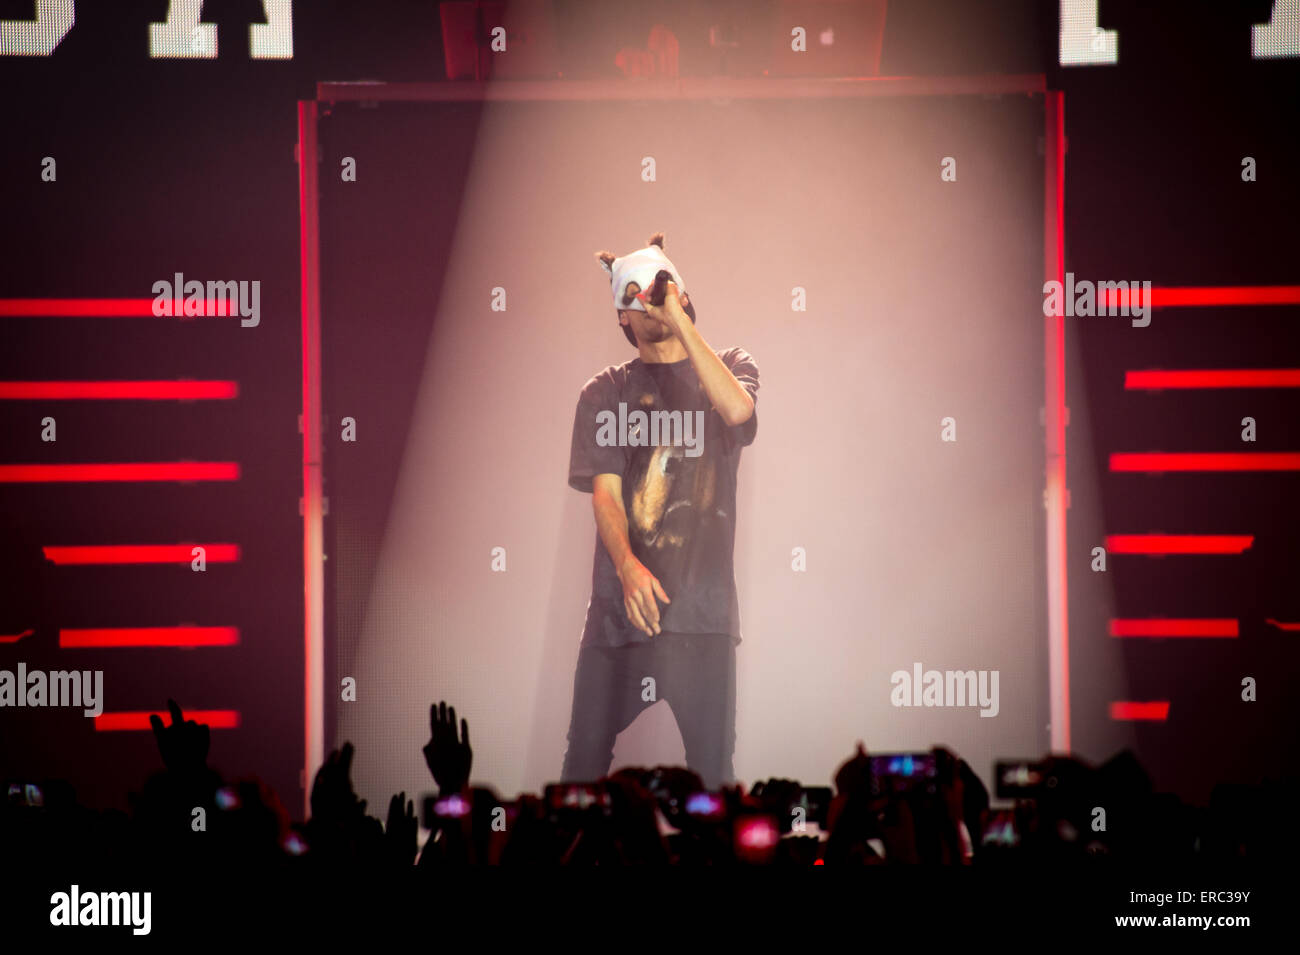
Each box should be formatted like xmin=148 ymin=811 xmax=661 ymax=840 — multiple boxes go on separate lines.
xmin=0 ymin=380 xmax=238 ymax=399
xmin=1109 ymin=619 xmax=1238 ymax=638
xmin=0 ymin=462 xmax=240 ymax=482
xmin=1125 ymin=369 xmax=1300 ymax=390
xmin=42 ymin=544 xmax=241 ymax=565
xmin=1110 ymin=702 xmax=1170 ymax=721
xmin=60 ymin=626 xmax=240 ymax=648
xmin=1104 ymin=535 xmax=1254 ymax=555
xmin=1110 ymin=453 xmax=1300 ymax=472
xmin=94 ymin=710 xmax=241 ymax=731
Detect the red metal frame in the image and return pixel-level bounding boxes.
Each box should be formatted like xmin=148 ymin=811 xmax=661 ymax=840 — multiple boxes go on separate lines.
xmin=297 ymin=100 xmax=324 ymax=817
xmin=316 ymin=75 xmax=1051 ymax=104
xmin=296 ymin=75 xmax=1073 ymax=803
xmin=1043 ymin=90 xmax=1069 ymax=753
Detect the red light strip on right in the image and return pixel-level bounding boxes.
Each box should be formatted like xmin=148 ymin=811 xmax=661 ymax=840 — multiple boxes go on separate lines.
xmin=1111 ymin=453 xmax=1300 ymax=472
xmin=95 ymin=709 xmax=241 ymax=731
xmin=1265 ymin=619 xmax=1300 ymax=632
xmin=60 ymin=626 xmax=239 ymax=648
xmin=0 ymin=380 xmax=238 ymax=400
xmin=0 ymin=463 xmax=239 ymax=483
xmin=1100 ymin=286 xmax=1300 ymax=309
xmin=1105 ymin=534 xmax=1254 ymax=555
xmin=1125 ymin=369 xmax=1300 ymax=390
xmin=43 ymin=544 xmax=241 ymax=565
xmin=1110 ymin=618 xmax=1238 ymax=638
xmin=1110 ymin=702 xmax=1170 ymax=721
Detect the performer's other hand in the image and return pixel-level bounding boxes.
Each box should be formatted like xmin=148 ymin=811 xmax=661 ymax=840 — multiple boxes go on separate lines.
xmin=618 ymin=556 xmax=670 ymax=636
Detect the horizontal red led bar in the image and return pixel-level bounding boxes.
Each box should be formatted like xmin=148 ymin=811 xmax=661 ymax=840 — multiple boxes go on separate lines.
xmin=0 ymin=462 xmax=239 ymax=482
xmin=1110 ymin=702 xmax=1170 ymax=721
xmin=0 ymin=630 xmax=34 ymax=645
xmin=0 ymin=380 xmax=238 ymax=400
xmin=43 ymin=544 xmax=241 ymax=565
xmin=0 ymin=298 xmax=241 ymax=317
xmin=1126 ymin=369 xmax=1300 ymax=390
xmin=1111 ymin=453 xmax=1300 ymax=472
xmin=1099 ymin=286 xmax=1300 ymax=309
xmin=95 ymin=709 xmax=241 ymax=731
xmin=1110 ymin=618 xmax=1238 ymax=638
xmin=1105 ymin=534 xmax=1254 ymax=555
xmin=60 ymin=626 xmax=239 ymax=648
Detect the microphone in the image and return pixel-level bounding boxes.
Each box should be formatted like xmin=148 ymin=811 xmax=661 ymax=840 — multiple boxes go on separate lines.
xmin=646 ymin=269 xmax=674 ymax=307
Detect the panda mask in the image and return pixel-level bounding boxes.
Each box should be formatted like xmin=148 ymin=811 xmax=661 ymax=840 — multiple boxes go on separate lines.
xmin=596 ymin=231 xmax=687 ymax=313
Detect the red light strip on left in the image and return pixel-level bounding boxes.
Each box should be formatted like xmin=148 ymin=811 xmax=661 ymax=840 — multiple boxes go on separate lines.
xmin=0 ymin=299 xmax=241 ymax=317
xmin=0 ymin=380 xmax=238 ymax=400
xmin=0 ymin=462 xmax=239 ymax=482
xmin=1110 ymin=618 xmax=1238 ymax=638
xmin=1110 ymin=702 xmax=1170 ymax=721
xmin=1111 ymin=453 xmax=1300 ymax=472
xmin=0 ymin=630 xmax=34 ymax=645
xmin=43 ymin=544 xmax=241 ymax=565
xmin=95 ymin=709 xmax=241 ymax=731
xmin=60 ymin=626 xmax=239 ymax=648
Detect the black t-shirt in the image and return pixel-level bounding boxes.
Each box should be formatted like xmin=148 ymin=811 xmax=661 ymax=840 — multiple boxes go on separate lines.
xmin=568 ymin=346 xmax=759 ymax=647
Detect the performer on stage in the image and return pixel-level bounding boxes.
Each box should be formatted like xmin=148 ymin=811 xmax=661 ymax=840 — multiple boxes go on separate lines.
xmin=561 ymin=232 xmax=759 ymax=789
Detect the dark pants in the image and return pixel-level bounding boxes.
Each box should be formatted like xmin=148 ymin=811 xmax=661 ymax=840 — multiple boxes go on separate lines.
xmin=561 ymin=632 xmax=737 ymax=790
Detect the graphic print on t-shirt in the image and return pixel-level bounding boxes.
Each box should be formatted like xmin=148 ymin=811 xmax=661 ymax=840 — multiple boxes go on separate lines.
xmin=568 ymin=346 xmax=759 ymax=646
xmin=629 ymin=360 xmax=726 ymax=616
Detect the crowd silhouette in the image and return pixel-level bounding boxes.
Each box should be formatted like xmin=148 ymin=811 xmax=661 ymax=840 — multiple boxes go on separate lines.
xmin=3 ymin=698 xmax=1293 ymax=867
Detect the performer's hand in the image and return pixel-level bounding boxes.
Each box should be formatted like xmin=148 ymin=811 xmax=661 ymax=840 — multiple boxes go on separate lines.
xmin=636 ymin=281 xmax=689 ymax=336
xmin=617 ymin=555 xmax=670 ymax=636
